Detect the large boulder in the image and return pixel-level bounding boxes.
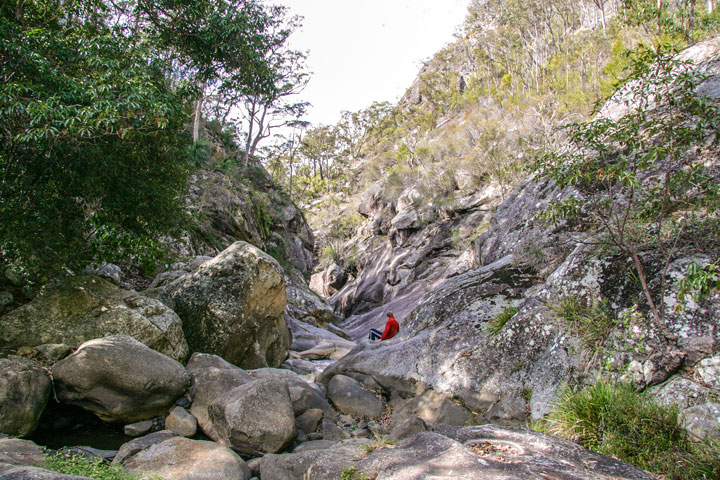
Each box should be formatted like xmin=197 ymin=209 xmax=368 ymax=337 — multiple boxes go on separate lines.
xmin=0 ymin=276 xmax=188 ymax=361
xmin=392 ymin=390 xmax=473 ymax=428
xmin=186 ymin=354 xmax=253 ymax=438
xmin=260 ymin=440 xmax=369 ymax=480
xmin=165 ymin=242 xmax=290 ymax=368
xmin=327 ymin=375 xmax=383 ymax=420
xmin=114 ymin=435 xmax=251 ymax=480
xmin=207 ymin=377 xmax=297 ymax=455
xmin=52 ymin=335 xmax=190 ymax=423
xmin=0 ymin=357 xmax=51 ymax=437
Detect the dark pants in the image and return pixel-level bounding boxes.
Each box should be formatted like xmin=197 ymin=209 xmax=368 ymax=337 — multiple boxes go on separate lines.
xmin=369 ymin=328 xmax=382 ymax=340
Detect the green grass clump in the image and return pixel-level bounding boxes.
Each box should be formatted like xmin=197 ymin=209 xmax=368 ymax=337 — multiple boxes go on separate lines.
xmin=535 ymin=380 xmax=720 ymax=479
xmin=340 ymin=466 xmax=370 ymax=480
xmin=552 ymin=297 xmax=617 ymax=349
xmin=488 ymin=305 xmax=518 ymax=336
xmin=45 ymin=453 xmax=152 ymax=480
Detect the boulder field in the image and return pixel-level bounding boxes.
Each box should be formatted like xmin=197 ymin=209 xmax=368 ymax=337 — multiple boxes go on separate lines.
xmin=0 ymin=347 xmax=659 ymax=480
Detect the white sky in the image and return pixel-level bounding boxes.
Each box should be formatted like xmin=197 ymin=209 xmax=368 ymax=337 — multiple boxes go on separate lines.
xmin=282 ymin=0 xmax=472 ymax=128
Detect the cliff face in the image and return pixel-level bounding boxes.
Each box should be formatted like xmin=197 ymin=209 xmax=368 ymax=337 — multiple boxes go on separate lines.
xmin=318 ymin=36 xmax=720 ymax=427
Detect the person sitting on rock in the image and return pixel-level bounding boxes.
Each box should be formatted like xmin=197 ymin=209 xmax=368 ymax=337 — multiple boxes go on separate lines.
xmin=369 ymin=312 xmax=399 ymax=341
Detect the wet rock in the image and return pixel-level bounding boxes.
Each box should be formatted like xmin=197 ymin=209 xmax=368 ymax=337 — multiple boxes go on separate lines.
xmin=327 ymin=375 xmax=383 ymax=420
xmin=0 ymin=276 xmax=188 ymax=361
xmin=52 ymin=335 xmax=190 ymax=423
xmin=0 ymin=357 xmax=51 ymax=437
xmin=165 ymin=242 xmax=290 ymax=369
xmin=207 ymin=377 xmax=296 ymax=455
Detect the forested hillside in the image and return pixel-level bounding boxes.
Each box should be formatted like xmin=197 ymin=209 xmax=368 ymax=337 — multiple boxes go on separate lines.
xmin=268 ymin=0 xmax=720 ymax=260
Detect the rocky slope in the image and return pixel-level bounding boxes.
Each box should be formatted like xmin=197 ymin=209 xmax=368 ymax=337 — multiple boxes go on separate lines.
xmin=316 ymin=36 xmax=720 ymax=437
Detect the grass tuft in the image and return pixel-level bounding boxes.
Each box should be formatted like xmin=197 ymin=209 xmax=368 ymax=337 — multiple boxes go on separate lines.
xmin=488 ymin=305 xmax=518 ymax=336
xmin=535 ymin=380 xmax=720 ymax=480
xmin=552 ymin=296 xmax=617 ymax=349
xmin=45 ymin=453 xmax=156 ymax=480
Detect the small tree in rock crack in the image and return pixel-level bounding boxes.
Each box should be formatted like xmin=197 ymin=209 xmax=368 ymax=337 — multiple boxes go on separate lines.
xmin=536 ymin=47 xmax=720 ymax=339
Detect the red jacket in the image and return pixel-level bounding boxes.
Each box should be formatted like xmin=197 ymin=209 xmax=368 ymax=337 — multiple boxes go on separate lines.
xmin=380 ymin=316 xmax=399 ymax=340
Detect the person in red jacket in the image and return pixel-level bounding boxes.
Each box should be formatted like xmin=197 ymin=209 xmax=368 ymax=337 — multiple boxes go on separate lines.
xmin=369 ymin=312 xmax=399 ymax=341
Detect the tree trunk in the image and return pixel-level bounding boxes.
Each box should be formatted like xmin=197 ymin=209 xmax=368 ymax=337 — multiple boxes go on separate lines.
xmin=193 ymin=84 xmax=206 ymax=145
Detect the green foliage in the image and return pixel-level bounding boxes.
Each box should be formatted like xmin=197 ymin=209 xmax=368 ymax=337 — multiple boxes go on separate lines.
xmin=45 ymin=453 xmax=154 ymax=480
xmin=537 ymin=50 xmax=720 ymax=332
xmin=678 ymin=258 xmax=720 ymax=302
xmin=340 ymin=467 xmax=370 ymax=480
xmin=488 ymin=305 xmax=519 ymax=336
xmin=553 ymin=297 xmax=618 ymax=350
xmin=329 ymin=212 xmax=365 ymax=241
xmin=0 ymin=0 xmax=286 ymax=282
xmin=250 ymin=194 xmax=272 ymax=240
xmin=535 ymin=380 xmax=720 ymax=479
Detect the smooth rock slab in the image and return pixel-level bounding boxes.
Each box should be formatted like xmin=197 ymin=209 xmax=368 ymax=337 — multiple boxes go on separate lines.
xmin=52 ymin=335 xmax=190 ymax=423
xmin=207 ymin=377 xmax=296 ymax=455
xmin=327 ymin=375 xmax=383 ymax=419
xmin=114 ymin=436 xmax=250 ymax=480
xmin=0 ymin=357 xmax=51 ymax=438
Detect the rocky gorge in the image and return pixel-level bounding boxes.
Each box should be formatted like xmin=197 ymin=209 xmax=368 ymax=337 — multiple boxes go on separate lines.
xmin=2 ymin=21 xmax=720 ymax=480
